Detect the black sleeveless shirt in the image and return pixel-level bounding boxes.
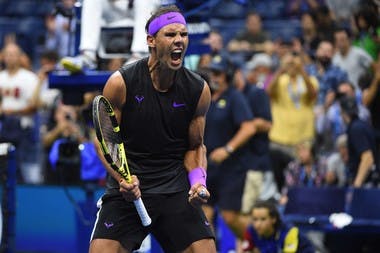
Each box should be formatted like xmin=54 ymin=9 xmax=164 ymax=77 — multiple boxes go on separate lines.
xmin=106 ymin=58 xmax=204 ymax=194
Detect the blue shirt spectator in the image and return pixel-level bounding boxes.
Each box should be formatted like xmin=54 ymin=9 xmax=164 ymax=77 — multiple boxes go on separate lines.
xmin=305 ymin=40 xmax=348 ymax=106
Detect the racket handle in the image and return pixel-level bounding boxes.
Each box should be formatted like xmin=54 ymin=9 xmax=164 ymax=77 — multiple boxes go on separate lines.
xmin=133 ymin=197 xmax=152 ymax=227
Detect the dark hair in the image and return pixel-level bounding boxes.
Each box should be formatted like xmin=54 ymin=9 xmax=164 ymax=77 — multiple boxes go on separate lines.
xmin=145 ymin=5 xmax=183 ymax=35
xmin=252 ymin=200 xmax=282 ymax=231
xmin=354 ymin=6 xmax=380 ymax=33
xmin=334 ymin=26 xmax=352 ymax=39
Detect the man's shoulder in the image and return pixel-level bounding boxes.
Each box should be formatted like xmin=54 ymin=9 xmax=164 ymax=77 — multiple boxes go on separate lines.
xmin=179 ymin=67 xmax=205 ymax=87
xmin=120 ymin=57 xmax=147 ymax=72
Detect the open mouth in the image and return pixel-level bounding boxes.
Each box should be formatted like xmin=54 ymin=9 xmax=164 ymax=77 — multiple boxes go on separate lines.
xmin=171 ymin=49 xmax=183 ymax=62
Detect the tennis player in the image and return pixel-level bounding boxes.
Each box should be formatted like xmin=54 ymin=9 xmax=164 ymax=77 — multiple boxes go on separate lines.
xmin=89 ymin=5 xmax=216 ymax=253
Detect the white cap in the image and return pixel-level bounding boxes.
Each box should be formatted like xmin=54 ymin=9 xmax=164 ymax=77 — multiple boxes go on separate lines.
xmin=246 ymin=53 xmax=272 ymax=70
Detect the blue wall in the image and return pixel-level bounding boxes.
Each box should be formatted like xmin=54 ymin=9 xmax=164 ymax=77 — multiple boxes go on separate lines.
xmin=14 ymin=185 xmax=103 ymax=253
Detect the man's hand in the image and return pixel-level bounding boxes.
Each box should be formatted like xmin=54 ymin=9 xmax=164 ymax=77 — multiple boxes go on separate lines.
xmin=209 ymin=147 xmax=230 ymax=164
xmin=119 ymin=175 xmax=141 ymax=201
xmin=188 ymin=183 xmax=209 ymax=206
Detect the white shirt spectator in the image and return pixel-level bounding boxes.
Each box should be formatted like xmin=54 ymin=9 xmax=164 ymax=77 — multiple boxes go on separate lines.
xmin=0 ymin=68 xmax=39 ymax=128
xmin=333 ymin=46 xmax=373 ymax=90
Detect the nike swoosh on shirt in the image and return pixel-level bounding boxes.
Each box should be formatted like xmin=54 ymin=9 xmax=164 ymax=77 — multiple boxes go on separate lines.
xmin=173 ymin=102 xmax=186 ymax=108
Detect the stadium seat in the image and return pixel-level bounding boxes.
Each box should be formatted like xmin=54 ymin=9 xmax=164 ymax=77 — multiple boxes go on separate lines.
xmin=284 ymin=187 xmax=346 ymax=216
xmin=263 ymin=19 xmax=302 ymax=41
xmin=348 ymin=188 xmax=380 ymax=220
xmin=209 ymin=0 xmax=248 ymax=19
xmin=209 ymin=18 xmax=245 ymax=45
xmin=250 ymin=0 xmax=287 ymax=19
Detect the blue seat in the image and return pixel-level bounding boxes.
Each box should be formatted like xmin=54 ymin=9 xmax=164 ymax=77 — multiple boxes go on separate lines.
xmin=4 ymin=0 xmax=40 ymax=16
xmin=209 ymin=0 xmax=248 ymax=19
xmin=251 ymin=0 xmax=287 ymax=19
xmin=284 ymin=187 xmax=346 ymax=216
xmin=263 ymin=19 xmax=302 ymax=41
xmin=209 ymin=18 xmax=245 ymax=45
xmin=349 ymin=188 xmax=380 ymax=220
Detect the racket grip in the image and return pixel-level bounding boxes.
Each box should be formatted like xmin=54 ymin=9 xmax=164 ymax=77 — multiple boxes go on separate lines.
xmin=133 ymin=197 xmax=152 ymax=227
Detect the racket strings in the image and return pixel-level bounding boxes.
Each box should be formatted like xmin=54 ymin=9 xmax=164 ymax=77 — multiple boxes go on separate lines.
xmin=98 ymin=103 xmax=123 ymax=168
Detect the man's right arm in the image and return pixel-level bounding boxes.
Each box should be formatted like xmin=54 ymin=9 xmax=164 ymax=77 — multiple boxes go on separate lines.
xmin=100 ymin=71 xmax=141 ymax=199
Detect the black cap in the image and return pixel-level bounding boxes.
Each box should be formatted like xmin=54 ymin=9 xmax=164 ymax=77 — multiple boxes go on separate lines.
xmin=208 ymin=54 xmax=230 ymax=72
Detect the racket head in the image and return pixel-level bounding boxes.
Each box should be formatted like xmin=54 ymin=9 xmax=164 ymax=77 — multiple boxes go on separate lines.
xmin=92 ymin=95 xmax=130 ymax=181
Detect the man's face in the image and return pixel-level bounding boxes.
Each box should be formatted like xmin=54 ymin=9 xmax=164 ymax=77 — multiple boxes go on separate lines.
xmin=246 ymin=14 xmax=261 ymax=34
xmin=316 ymin=41 xmax=334 ymax=59
xmin=316 ymin=41 xmax=334 ymax=67
xmin=152 ymin=23 xmax=188 ymax=70
xmin=209 ymin=69 xmax=226 ymax=91
xmin=334 ymin=31 xmax=350 ymax=53
xmin=208 ymin=32 xmax=223 ymax=52
xmin=252 ymin=208 xmax=276 ymax=237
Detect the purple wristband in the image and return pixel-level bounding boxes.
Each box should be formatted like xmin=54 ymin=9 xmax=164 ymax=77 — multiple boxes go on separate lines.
xmin=188 ymin=167 xmax=207 ymax=187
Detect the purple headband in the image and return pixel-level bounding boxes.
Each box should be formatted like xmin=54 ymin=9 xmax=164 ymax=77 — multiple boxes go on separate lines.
xmin=148 ymin=12 xmax=186 ymax=35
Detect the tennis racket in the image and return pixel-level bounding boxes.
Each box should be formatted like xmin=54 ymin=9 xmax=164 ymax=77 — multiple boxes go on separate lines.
xmin=92 ymin=95 xmax=152 ymax=226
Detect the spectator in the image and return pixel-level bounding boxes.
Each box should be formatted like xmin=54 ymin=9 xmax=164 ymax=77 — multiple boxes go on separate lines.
xmin=339 ymin=95 xmax=378 ymax=187
xmin=267 ymin=52 xmax=318 ymax=157
xmin=45 ymin=0 xmax=76 ymax=58
xmin=326 ymin=81 xmax=370 ymax=142
xmin=325 ymin=0 xmax=360 ymax=26
xmin=311 ymin=5 xmax=338 ymax=42
xmin=0 ymin=43 xmax=40 ymax=184
xmin=245 ymin=53 xmax=274 ymax=89
xmin=270 ymin=36 xmax=296 ymax=71
xmin=325 ymin=134 xmax=348 ymax=187
xmin=61 ymin=0 xmax=160 ymax=72
xmin=33 ymin=50 xmax=61 ymax=123
xmin=281 ymin=140 xmax=327 ymax=253
xmin=203 ymin=54 xmax=255 ymax=240
xmin=299 ymin=12 xmax=321 ymax=59
xmin=227 ymin=11 xmax=272 ymax=59
xmin=280 ymin=140 xmax=325 ymax=204
xmin=198 ymin=30 xmax=229 ymax=69
xmin=234 ymin=55 xmax=277 ymax=216
xmin=242 ymin=200 xmax=315 ymax=253
xmin=306 ymin=40 xmax=348 ymax=107
xmin=45 ymin=101 xmax=106 ymax=184
xmin=1 ymin=33 xmax=33 ymax=71
xmin=333 ymin=27 xmax=373 ymax=89
xmin=352 ymin=5 xmax=380 ymax=60
xmin=306 ymin=40 xmax=348 ymax=152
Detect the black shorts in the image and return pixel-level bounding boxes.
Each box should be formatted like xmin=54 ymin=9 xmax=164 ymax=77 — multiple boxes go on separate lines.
xmin=90 ymin=190 xmax=215 ymax=252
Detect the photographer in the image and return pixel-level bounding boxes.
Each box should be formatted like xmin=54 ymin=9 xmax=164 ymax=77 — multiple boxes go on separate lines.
xmin=43 ymin=102 xmax=86 ymax=184
xmin=267 ymin=52 xmax=318 ymax=158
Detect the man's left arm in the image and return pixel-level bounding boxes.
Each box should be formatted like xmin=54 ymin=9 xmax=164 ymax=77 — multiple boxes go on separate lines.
xmin=353 ymin=150 xmax=374 ymax=187
xmin=184 ymin=82 xmax=211 ymax=204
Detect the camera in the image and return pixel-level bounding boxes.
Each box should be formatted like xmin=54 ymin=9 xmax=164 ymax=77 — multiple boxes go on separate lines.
xmin=57 ymin=138 xmax=81 ymax=184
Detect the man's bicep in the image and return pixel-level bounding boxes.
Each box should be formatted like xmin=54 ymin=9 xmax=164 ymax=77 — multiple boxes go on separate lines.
xmin=188 ymin=116 xmax=206 ymax=149
xmin=188 ymin=82 xmax=210 ymax=149
xmin=103 ymin=71 xmax=126 ymax=122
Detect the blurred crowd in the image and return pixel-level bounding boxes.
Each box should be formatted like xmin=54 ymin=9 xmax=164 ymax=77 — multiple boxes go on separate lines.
xmin=0 ymin=0 xmax=379 ymax=251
